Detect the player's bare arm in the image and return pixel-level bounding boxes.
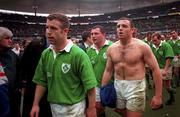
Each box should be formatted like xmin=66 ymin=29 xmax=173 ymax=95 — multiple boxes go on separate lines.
xmin=101 ymin=46 xmax=114 ymax=86
xmin=142 ymin=42 xmax=163 ymax=109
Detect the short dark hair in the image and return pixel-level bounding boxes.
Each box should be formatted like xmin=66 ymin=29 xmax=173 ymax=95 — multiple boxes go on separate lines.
xmin=47 ymin=13 xmax=70 ymax=29
xmin=81 ymin=31 xmax=91 ymax=42
xmin=91 ymin=25 xmax=105 ymax=34
xmin=118 ymin=17 xmax=134 ymax=28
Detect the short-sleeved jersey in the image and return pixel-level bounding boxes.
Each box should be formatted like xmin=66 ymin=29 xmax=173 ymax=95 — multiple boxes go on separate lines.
xmin=33 ymin=43 xmax=97 ymax=105
xmin=151 ymin=42 xmax=174 ymax=69
xmin=87 ymin=40 xmax=112 ymax=87
xmin=167 ymin=39 xmax=180 ymax=56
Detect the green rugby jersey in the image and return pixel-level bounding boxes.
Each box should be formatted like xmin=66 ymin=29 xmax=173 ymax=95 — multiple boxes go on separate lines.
xmin=167 ymin=39 xmax=180 ymax=56
xmin=87 ymin=40 xmax=113 ymax=87
xmin=33 ymin=43 xmax=97 ymax=105
xmin=151 ymin=42 xmax=174 ymax=69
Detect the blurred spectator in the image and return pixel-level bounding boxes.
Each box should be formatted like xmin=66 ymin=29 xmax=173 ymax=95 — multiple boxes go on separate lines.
xmin=78 ymin=31 xmax=93 ymax=52
xmin=0 ymin=27 xmax=21 ymax=117
xmin=20 ymin=38 xmax=52 ymax=117
xmin=12 ymin=43 xmax=21 ymax=56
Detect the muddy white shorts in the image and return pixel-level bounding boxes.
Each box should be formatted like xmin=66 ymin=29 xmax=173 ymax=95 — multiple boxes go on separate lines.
xmin=50 ymin=100 xmax=86 ymax=117
xmin=114 ymin=79 xmax=146 ymax=112
xmin=173 ymin=56 xmax=180 ymax=67
xmin=160 ymin=67 xmax=173 ymax=80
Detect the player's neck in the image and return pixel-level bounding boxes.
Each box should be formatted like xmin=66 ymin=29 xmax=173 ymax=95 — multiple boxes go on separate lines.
xmin=95 ymin=39 xmax=105 ymax=50
xmin=54 ymin=39 xmax=69 ymax=52
xmin=119 ymin=37 xmax=131 ymax=46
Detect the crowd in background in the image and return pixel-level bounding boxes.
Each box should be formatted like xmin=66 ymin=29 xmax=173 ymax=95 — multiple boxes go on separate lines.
xmin=0 ymin=1 xmax=180 ymax=117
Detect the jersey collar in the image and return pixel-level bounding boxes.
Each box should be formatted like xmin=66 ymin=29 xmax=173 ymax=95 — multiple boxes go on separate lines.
xmin=152 ymin=41 xmax=163 ymax=50
xmin=91 ymin=40 xmax=109 ymax=50
xmin=49 ymin=40 xmax=73 ymax=53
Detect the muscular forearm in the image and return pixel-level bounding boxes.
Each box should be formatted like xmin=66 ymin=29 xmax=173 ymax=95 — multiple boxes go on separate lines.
xmin=86 ymin=87 xmax=96 ymax=117
xmin=101 ymin=71 xmax=112 ymax=86
xmin=164 ymin=59 xmax=171 ymax=71
xmin=87 ymin=87 xmax=96 ymax=108
xmin=153 ymin=69 xmax=163 ymax=97
xmin=32 ymin=85 xmax=47 ymax=106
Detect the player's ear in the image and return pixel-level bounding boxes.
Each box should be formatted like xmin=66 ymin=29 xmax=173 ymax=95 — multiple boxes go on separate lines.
xmin=63 ymin=28 xmax=69 ymax=34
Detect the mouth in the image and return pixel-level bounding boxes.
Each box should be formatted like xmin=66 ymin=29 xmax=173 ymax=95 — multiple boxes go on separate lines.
xmin=118 ymin=32 xmax=123 ymax=36
xmin=47 ymin=37 xmax=54 ymax=43
xmin=48 ymin=36 xmax=53 ymax=39
xmin=119 ymin=31 xmax=123 ymax=34
xmin=47 ymin=37 xmax=54 ymax=40
xmin=92 ymin=38 xmax=97 ymax=41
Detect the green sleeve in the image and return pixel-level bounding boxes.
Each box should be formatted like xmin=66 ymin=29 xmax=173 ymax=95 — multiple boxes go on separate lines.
xmin=77 ymin=52 xmax=97 ymax=91
xmin=33 ymin=52 xmax=47 ymax=87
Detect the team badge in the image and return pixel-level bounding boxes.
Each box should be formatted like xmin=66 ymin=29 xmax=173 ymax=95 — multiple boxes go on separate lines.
xmin=62 ymin=63 xmax=71 ymax=73
xmin=103 ymin=52 xmax=107 ymax=59
xmin=158 ymin=50 xmax=163 ymax=56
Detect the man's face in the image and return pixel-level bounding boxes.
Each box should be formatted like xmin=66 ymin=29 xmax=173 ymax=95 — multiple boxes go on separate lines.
xmin=152 ymin=35 xmax=160 ymax=46
xmin=146 ymin=33 xmax=152 ymax=41
xmin=171 ymin=31 xmax=178 ymax=40
xmin=161 ymin=35 xmax=165 ymax=41
xmin=87 ymin=37 xmax=93 ymax=45
xmin=91 ymin=28 xmax=105 ymax=45
xmin=45 ymin=19 xmax=68 ymax=45
xmin=116 ymin=20 xmax=133 ymax=40
xmin=0 ymin=36 xmax=13 ymax=49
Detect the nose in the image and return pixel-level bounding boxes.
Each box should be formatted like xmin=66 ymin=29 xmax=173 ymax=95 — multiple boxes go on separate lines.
xmin=9 ymin=38 xmax=12 ymax=42
xmin=119 ymin=26 xmax=123 ymax=30
xmin=117 ymin=26 xmax=123 ymax=32
xmin=91 ymin=33 xmax=95 ymax=38
xmin=46 ymin=28 xmax=52 ymax=35
xmin=8 ymin=39 xmax=13 ymax=44
xmin=46 ymin=28 xmax=50 ymax=33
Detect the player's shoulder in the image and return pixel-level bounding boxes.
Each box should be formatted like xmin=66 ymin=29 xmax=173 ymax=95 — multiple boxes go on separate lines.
xmin=108 ymin=41 xmax=119 ymax=49
xmin=132 ymin=38 xmax=152 ymax=53
xmin=134 ymin=38 xmax=150 ymax=47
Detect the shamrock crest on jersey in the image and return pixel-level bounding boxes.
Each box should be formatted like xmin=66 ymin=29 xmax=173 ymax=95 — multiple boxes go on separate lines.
xmin=61 ymin=63 xmax=71 ymax=73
